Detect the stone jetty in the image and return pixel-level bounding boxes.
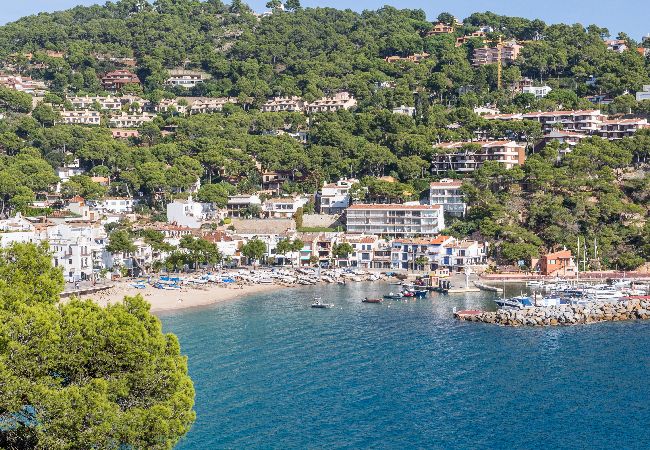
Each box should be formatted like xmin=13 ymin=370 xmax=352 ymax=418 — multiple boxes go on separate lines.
xmin=455 ymin=298 xmax=650 ymax=327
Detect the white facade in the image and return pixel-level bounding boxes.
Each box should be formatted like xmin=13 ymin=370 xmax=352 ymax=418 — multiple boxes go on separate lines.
xmin=108 ymin=112 xmax=155 ymax=128
xmin=188 ymin=97 xmax=237 ymax=114
xmin=637 ymin=85 xmax=650 ymax=102
xmin=392 ymin=105 xmax=416 ymax=116
xmin=263 ymin=197 xmax=309 ymax=218
xmin=90 ymin=198 xmax=137 ymax=214
xmin=429 ymin=179 xmax=466 ymax=216
xmin=59 ymin=110 xmax=101 ymax=126
xmin=346 ymin=204 xmax=445 ymax=238
xmin=522 ymin=85 xmax=552 ymax=98
xmin=165 ymin=70 xmax=208 ymax=88
xmin=319 ymin=179 xmax=357 ymax=214
xmin=167 ymin=197 xmax=217 ymax=228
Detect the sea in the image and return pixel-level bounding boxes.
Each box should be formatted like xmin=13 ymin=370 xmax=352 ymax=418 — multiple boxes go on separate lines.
xmin=159 ymin=282 xmax=650 ymax=449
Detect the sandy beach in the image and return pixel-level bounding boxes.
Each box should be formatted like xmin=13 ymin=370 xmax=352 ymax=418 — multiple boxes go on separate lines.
xmin=77 ymin=281 xmax=288 ymax=313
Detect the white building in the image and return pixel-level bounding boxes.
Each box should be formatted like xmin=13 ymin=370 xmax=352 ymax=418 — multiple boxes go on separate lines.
xmin=58 ymin=110 xmax=101 ymax=126
xmin=429 ymin=179 xmax=466 ymax=216
xmin=637 ymin=85 xmax=650 ymax=102
xmin=188 ymin=97 xmax=237 ymax=114
xmin=318 ymin=179 xmax=357 ymax=214
xmin=67 ymin=95 xmax=146 ymax=111
xmin=391 ymin=235 xmax=455 ymax=270
xmin=522 ymin=85 xmax=552 ymax=98
xmin=392 ymin=105 xmax=416 ymax=116
xmin=262 ymin=196 xmax=309 ymax=219
xmin=165 ymin=70 xmax=209 ymax=88
xmin=346 ymin=204 xmax=445 ymax=238
xmin=89 ymin=197 xmax=137 ymax=214
xmin=108 ymin=112 xmax=155 ymax=128
xmin=47 ymin=222 xmax=108 ymax=281
xmin=167 ymin=196 xmax=217 ymax=228
xmin=0 ymin=214 xmax=37 ymax=247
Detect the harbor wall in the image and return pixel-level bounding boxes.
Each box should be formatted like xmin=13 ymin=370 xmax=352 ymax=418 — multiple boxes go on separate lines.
xmin=455 ymin=298 xmax=650 ymax=327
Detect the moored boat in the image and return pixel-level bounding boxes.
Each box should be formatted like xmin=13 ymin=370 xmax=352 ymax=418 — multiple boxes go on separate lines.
xmin=362 ymin=297 xmax=383 ymax=303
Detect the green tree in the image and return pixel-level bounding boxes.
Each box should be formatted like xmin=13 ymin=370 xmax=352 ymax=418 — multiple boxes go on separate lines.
xmin=241 ymin=238 xmax=267 ymax=265
xmin=0 ymin=243 xmax=195 ymax=448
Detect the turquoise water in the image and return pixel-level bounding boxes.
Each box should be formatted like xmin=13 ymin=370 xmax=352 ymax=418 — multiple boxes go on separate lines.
xmin=159 ymin=282 xmax=650 ymax=449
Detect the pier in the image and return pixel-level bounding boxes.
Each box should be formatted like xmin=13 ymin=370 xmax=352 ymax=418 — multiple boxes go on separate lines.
xmin=455 ymin=297 xmax=650 ymax=327
xmin=473 ymin=281 xmax=504 ymax=293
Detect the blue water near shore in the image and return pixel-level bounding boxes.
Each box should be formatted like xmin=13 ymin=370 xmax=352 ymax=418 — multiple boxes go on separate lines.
xmin=159 ymin=282 xmax=650 ymax=449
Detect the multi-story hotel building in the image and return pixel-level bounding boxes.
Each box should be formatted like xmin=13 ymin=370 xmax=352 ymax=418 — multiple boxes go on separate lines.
xmin=346 ymin=204 xmax=445 ymax=238
xmin=429 ymin=179 xmax=466 ymax=216
xmin=431 ymin=140 xmax=526 ymax=174
xmin=472 ymin=42 xmax=522 ymax=67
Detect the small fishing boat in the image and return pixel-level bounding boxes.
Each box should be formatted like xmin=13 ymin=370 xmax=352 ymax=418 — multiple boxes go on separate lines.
xmin=362 ymin=297 xmax=383 ymax=304
xmin=383 ymin=292 xmax=404 ymax=299
xmin=311 ymin=297 xmax=334 ymax=308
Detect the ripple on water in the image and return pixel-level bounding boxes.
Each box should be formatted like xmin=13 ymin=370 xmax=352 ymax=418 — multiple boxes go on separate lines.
xmin=159 ymin=283 xmax=650 ymax=450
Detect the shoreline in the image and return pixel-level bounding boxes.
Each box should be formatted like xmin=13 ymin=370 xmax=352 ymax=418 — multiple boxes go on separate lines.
xmin=76 ymin=280 xmax=291 ymax=314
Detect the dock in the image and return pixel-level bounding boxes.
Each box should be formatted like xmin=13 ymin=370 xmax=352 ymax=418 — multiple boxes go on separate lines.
xmin=473 ymin=281 xmax=504 ymax=293
xmin=447 ymin=287 xmax=481 ymax=294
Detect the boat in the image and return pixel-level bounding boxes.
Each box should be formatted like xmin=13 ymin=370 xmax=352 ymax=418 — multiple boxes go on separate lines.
xmin=383 ymin=292 xmax=404 ymax=299
xmin=401 ymin=290 xmax=415 ymax=297
xmin=494 ymin=295 xmax=534 ymax=309
xmin=311 ymin=297 xmax=334 ymax=308
xmin=389 ymin=281 xmax=402 ymax=286
xmin=130 ymin=282 xmax=146 ymax=289
xmin=526 ymin=280 xmax=544 ymax=289
xmin=362 ymin=297 xmax=383 ymax=304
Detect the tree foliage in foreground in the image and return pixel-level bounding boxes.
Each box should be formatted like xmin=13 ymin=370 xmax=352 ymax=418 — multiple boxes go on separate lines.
xmin=0 ymin=243 xmax=195 ymax=449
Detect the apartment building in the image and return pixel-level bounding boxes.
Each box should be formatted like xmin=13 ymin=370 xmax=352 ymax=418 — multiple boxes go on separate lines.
xmin=522 ymin=110 xmax=602 ymax=133
xmin=108 ymin=112 xmax=155 ymax=128
xmin=58 ymin=110 xmax=101 ymax=126
xmin=390 ymin=235 xmax=455 ymax=270
xmin=154 ymin=99 xmax=189 ymax=115
xmin=165 ymin=69 xmax=209 ymax=88
xmin=261 ymin=96 xmax=306 ymax=112
xmin=188 ymin=97 xmax=237 ymax=114
xmin=346 ymin=204 xmax=445 ymax=238
xmin=429 ymin=179 xmax=466 ymax=217
xmin=101 ymin=70 xmax=140 ymax=90
xmin=318 ymin=179 xmax=357 ymax=214
xmin=305 ymin=92 xmax=357 ymax=113
xmin=472 ymin=42 xmax=522 ymax=67
xmin=598 ymin=118 xmax=649 ymax=139
xmin=439 ymin=240 xmax=488 ymax=270
xmin=68 ymin=95 xmax=125 ymax=111
xmin=340 ymin=235 xmax=382 ymax=269
xmin=431 ymin=141 xmax=526 ymax=174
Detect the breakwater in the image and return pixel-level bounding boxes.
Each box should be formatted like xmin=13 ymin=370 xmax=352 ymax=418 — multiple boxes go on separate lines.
xmin=455 ymin=297 xmax=650 ymax=326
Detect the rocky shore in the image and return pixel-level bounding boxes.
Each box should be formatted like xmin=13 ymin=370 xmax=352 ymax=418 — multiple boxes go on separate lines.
xmin=455 ymin=298 xmax=650 ymax=327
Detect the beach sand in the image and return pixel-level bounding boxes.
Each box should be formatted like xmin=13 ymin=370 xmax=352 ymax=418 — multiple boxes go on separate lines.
xmin=76 ymin=281 xmax=288 ymax=313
